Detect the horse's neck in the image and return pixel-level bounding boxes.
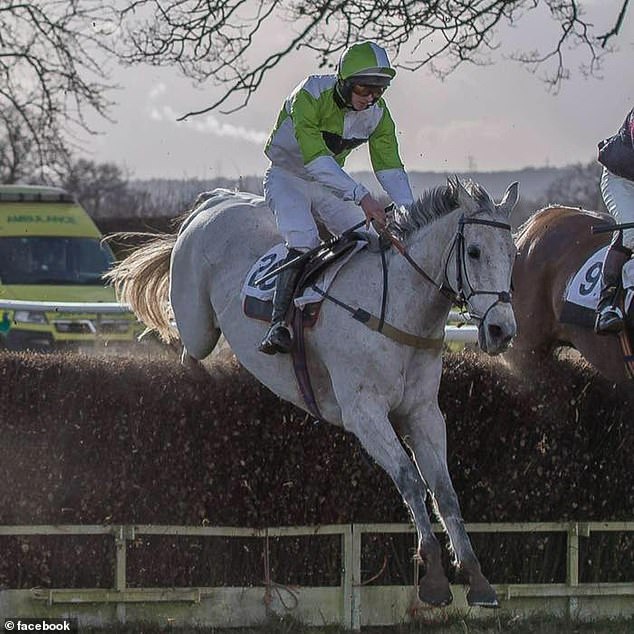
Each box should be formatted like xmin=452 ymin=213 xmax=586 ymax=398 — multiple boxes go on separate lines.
xmin=390 ymin=210 xmax=458 ymax=332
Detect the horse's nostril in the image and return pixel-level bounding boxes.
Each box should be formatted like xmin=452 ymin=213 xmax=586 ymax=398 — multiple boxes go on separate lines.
xmin=488 ymin=324 xmax=503 ymax=340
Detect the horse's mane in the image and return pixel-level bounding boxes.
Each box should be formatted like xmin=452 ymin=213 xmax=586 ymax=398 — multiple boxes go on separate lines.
xmin=514 ymin=204 xmax=564 ymax=242
xmin=513 ymin=204 xmax=611 ymax=244
xmin=390 ymin=178 xmax=495 ymax=241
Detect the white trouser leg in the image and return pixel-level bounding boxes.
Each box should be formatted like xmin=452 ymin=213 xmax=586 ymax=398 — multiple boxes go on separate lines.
xmin=310 ymin=182 xmax=367 ymax=236
xmin=263 ymin=166 xmax=320 ymax=251
xmin=264 ymin=165 xmax=377 ymax=250
xmin=601 ymin=167 xmax=634 ymax=250
xmin=310 ymin=183 xmax=387 ymax=249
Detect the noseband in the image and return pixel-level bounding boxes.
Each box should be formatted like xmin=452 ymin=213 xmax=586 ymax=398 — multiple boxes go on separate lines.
xmin=396 ymin=213 xmax=512 ymax=323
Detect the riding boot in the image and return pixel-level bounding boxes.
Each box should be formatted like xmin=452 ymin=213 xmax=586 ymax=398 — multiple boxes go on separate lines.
xmin=594 ymin=232 xmax=632 ymax=335
xmin=259 ymin=249 xmax=304 ymax=355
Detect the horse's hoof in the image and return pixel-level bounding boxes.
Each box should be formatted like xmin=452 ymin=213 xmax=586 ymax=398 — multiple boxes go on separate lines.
xmin=419 ymin=577 xmax=453 ymax=607
xmin=466 ymin=585 xmax=499 ymax=608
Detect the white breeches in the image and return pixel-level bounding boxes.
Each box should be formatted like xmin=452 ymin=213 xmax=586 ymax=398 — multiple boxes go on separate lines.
xmin=601 ymin=167 xmax=634 ymax=250
xmin=264 ymin=165 xmax=367 ymax=251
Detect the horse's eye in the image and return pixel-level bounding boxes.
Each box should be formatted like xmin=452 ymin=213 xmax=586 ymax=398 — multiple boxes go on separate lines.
xmin=467 ymin=245 xmax=481 ymax=259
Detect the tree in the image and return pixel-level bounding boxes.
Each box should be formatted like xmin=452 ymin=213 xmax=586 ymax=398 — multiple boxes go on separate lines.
xmin=0 ymin=110 xmax=42 ymax=184
xmin=0 ymin=1 xmax=115 ymax=179
xmin=113 ymin=0 xmax=631 ymax=118
xmin=0 ymin=0 xmax=630 ymax=168
xmin=63 ymin=159 xmax=140 ymax=218
xmin=542 ymin=160 xmax=604 ymax=211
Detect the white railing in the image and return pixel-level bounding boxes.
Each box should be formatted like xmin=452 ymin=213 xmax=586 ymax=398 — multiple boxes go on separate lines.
xmin=0 ymin=300 xmax=132 ymax=313
xmin=0 ymin=301 xmax=478 ymax=341
xmin=0 ymin=521 xmax=632 ymax=629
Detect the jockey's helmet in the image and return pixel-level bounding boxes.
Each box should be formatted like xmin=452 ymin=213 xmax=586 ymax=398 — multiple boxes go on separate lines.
xmin=336 ymin=41 xmax=395 ymax=107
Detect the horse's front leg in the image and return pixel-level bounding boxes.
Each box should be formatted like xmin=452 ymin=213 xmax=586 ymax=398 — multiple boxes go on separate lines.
xmin=399 ymin=401 xmax=498 ymax=608
xmin=338 ymin=398 xmax=453 ymax=607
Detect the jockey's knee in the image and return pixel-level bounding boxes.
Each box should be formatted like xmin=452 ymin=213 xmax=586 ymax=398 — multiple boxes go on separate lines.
xmin=283 ymin=229 xmax=319 ymax=252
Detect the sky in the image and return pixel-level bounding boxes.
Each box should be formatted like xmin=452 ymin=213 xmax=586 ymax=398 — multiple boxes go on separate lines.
xmin=84 ymin=1 xmax=634 ymax=180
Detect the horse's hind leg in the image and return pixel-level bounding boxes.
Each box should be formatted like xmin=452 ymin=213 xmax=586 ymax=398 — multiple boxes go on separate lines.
xmin=399 ymin=402 xmax=498 ymax=608
xmin=170 ymin=238 xmax=222 ymax=360
xmin=180 ymin=327 xmax=222 ymax=381
xmin=338 ymin=399 xmax=453 ymax=608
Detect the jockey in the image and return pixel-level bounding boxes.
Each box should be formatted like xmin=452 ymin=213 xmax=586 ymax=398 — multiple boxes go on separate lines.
xmin=259 ymin=40 xmax=415 ymax=355
xmin=595 ymin=106 xmax=634 ymax=334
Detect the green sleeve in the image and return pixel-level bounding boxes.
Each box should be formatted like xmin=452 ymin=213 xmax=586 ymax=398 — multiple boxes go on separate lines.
xmin=369 ymin=104 xmax=405 ymax=172
xmin=290 ymin=89 xmax=332 ymax=165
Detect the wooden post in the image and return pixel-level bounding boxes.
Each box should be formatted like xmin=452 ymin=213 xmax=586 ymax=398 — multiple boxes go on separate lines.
xmin=566 ymin=522 xmax=580 ymax=618
xmin=114 ymin=525 xmax=128 ymax=591
xmin=351 ymin=524 xmax=362 ymax=631
xmin=342 ymin=525 xmax=361 ymax=630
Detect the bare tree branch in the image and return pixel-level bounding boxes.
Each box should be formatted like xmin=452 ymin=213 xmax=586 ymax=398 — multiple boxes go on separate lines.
xmin=0 ymin=0 xmax=630 ymax=171
xmin=111 ymin=0 xmax=630 ymax=116
xmin=0 ymin=0 xmax=117 ymax=181
xmin=598 ymin=0 xmax=630 ymax=47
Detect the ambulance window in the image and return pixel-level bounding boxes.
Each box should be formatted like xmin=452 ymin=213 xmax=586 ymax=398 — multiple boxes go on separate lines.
xmin=0 ymin=237 xmax=115 ymax=285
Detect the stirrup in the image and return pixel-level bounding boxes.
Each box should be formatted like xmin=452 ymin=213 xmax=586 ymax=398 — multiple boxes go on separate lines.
xmin=594 ymin=305 xmax=624 ymax=335
xmin=258 ymin=322 xmax=293 ymax=355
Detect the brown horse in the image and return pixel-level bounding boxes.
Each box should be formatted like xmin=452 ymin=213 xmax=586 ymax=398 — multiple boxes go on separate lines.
xmin=507 ymin=205 xmax=633 ymax=383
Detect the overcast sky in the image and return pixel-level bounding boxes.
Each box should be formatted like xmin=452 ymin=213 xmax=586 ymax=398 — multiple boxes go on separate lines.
xmin=85 ymin=1 xmax=634 ymax=180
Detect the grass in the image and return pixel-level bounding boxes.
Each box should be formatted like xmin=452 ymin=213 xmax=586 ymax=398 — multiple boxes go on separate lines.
xmin=79 ymin=613 xmax=634 ymax=633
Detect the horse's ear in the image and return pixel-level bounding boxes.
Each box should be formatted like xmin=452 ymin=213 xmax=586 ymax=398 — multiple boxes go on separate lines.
xmin=499 ymin=182 xmax=519 ymax=216
xmin=449 ymin=176 xmax=479 ymax=212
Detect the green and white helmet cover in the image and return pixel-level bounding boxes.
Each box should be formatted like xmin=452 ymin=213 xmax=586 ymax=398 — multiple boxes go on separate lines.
xmin=337 ymin=41 xmax=396 ymax=83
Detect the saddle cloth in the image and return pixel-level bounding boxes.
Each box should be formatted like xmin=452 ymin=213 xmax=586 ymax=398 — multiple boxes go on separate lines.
xmin=241 ymin=241 xmax=366 ymax=324
xmin=560 ymin=247 xmax=634 ymax=328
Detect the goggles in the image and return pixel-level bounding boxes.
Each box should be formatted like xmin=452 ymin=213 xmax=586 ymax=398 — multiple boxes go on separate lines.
xmin=351 ymin=83 xmax=386 ymax=98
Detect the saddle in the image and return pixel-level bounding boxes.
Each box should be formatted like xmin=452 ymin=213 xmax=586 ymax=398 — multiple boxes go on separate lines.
xmin=242 ymin=234 xmax=364 ymax=327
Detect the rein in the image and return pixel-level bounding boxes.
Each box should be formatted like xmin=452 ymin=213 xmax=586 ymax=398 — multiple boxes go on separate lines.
xmin=592 ymin=221 xmax=634 ymax=234
xmin=316 ymin=211 xmax=513 ymax=350
xmin=387 ymin=214 xmax=513 ymax=324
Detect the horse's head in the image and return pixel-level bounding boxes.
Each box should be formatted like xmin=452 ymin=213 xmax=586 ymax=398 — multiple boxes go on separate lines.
xmin=448 ymin=179 xmax=519 ymax=355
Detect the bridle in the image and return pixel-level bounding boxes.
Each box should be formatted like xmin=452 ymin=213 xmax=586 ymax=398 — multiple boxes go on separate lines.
xmin=389 ymin=212 xmax=513 ymax=324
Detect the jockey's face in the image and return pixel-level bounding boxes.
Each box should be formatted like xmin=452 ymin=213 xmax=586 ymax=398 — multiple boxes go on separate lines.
xmin=350 ymin=84 xmax=385 ymax=110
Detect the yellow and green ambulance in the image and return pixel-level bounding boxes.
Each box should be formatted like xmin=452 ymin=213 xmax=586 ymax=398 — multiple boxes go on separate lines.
xmin=0 ymin=184 xmax=140 ymax=351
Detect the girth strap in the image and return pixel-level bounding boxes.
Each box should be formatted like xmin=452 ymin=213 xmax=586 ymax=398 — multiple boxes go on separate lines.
xmin=291 ymin=304 xmax=324 ymax=420
xmin=311 ymin=285 xmax=444 ymax=352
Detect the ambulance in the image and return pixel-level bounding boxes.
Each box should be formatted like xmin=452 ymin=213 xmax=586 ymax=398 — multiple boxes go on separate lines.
xmin=0 ymin=184 xmax=140 ymax=350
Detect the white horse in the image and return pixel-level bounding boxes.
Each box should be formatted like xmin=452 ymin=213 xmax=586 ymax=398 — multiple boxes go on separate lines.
xmin=108 ymin=178 xmax=518 ymax=608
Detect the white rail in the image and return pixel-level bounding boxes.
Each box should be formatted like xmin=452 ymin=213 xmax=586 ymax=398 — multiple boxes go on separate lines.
xmin=0 ymin=300 xmax=132 ymax=313
xmin=0 ymin=300 xmax=478 ymax=341
xmin=445 ymin=325 xmax=478 ymax=342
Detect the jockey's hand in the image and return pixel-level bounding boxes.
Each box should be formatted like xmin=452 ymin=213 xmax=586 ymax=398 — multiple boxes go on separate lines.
xmin=360 ymin=194 xmax=387 ymax=229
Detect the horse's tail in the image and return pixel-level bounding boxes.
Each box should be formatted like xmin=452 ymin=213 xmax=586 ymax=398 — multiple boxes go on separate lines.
xmin=106 ymin=233 xmax=178 ymax=343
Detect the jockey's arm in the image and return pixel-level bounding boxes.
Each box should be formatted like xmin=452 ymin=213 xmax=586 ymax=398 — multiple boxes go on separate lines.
xmin=369 ymin=105 xmax=415 ymax=208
